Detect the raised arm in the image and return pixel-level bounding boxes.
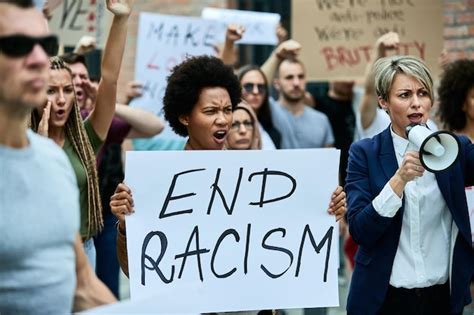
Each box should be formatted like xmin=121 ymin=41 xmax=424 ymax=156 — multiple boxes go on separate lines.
xmin=115 ymin=104 xmax=164 ymax=138
xmin=73 ymin=234 xmax=116 ymax=311
xmin=89 ymin=0 xmax=132 ymax=140
xmin=359 ymin=32 xmax=399 ymax=130
xmin=260 ymin=39 xmax=301 ymax=84
xmin=74 ymin=35 xmax=97 ymax=55
xmin=276 ymin=23 xmax=288 ymax=45
xmin=218 ymin=24 xmax=245 ymax=66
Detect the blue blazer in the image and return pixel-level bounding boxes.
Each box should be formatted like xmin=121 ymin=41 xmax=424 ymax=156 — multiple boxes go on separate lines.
xmin=345 ymin=127 xmax=474 ymax=315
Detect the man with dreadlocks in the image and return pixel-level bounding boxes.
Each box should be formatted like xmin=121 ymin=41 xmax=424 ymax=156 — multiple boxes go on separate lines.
xmin=30 ymin=0 xmax=133 ymax=267
xmin=0 ymin=0 xmax=115 ymax=313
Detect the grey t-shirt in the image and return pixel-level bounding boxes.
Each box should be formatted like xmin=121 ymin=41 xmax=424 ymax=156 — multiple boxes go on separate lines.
xmin=270 ymin=98 xmax=335 ymax=149
xmin=0 ymin=130 xmax=79 ymax=314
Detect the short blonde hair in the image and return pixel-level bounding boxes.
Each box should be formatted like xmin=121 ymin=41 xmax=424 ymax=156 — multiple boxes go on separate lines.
xmin=373 ymin=56 xmax=434 ymax=103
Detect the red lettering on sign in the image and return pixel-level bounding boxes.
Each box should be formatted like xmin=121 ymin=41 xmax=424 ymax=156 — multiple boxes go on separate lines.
xmin=321 ymin=41 xmax=426 ymax=71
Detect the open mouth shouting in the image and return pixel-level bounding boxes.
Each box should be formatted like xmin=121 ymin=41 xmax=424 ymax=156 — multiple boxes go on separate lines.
xmin=408 ymin=112 xmax=423 ymax=125
xmin=55 ymin=109 xmax=66 ymax=120
xmin=75 ymin=89 xmax=84 ymax=104
xmin=213 ymin=130 xmax=228 ymax=144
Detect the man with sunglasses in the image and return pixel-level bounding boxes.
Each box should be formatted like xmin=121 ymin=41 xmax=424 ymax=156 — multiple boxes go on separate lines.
xmin=0 ymin=0 xmax=115 ymax=313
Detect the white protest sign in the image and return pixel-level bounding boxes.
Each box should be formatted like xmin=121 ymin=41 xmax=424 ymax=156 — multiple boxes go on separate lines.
xmin=49 ymin=0 xmax=112 ymax=48
xmin=202 ymin=8 xmax=280 ymax=45
xmin=131 ymin=12 xmax=218 ymax=115
xmin=124 ymin=149 xmax=340 ymax=313
xmin=81 ymin=291 xmax=198 ymax=315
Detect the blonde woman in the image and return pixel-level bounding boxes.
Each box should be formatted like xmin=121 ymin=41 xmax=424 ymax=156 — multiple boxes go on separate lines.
xmin=31 ymin=0 xmax=132 ymax=265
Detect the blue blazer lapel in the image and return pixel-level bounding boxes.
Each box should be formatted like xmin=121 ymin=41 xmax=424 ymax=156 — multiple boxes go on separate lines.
xmin=379 ymin=127 xmax=399 ymax=180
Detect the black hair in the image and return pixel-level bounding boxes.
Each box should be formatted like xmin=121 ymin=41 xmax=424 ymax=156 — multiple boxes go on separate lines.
xmin=61 ymin=52 xmax=88 ymax=68
xmin=438 ymin=59 xmax=474 ymax=131
xmin=163 ymin=55 xmax=241 ymax=137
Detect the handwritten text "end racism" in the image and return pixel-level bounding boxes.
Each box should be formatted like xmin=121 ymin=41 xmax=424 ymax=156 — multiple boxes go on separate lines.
xmin=140 ymin=167 xmax=335 ymax=285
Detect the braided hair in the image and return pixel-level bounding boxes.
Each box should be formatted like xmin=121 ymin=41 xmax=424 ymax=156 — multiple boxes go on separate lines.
xmin=31 ymin=56 xmax=103 ymax=237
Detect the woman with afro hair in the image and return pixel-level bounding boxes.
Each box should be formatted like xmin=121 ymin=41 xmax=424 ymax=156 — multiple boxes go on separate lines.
xmin=438 ymin=59 xmax=474 ymax=140
xmin=163 ymin=55 xmax=241 ymax=150
xmin=437 ymin=58 xmax=474 ymax=313
xmin=110 ymin=55 xmax=347 ymax=277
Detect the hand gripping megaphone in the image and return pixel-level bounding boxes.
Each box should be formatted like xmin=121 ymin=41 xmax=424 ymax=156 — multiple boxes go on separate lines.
xmin=406 ymin=123 xmax=460 ymax=173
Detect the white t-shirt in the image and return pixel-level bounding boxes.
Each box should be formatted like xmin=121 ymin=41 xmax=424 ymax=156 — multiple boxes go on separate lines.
xmin=259 ymin=123 xmax=276 ymax=150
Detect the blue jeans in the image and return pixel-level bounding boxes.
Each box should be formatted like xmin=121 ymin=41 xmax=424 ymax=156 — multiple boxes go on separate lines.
xmin=94 ymin=212 xmax=120 ymax=298
xmin=83 ymin=238 xmax=96 ymax=271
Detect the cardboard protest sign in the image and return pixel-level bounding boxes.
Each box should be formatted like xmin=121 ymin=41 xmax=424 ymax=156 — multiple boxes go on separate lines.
xmin=49 ymin=0 xmax=113 ymax=48
xmin=131 ymin=12 xmax=218 ymax=115
xmin=202 ymin=7 xmax=281 ymax=45
xmin=292 ymin=0 xmax=443 ymax=81
xmin=124 ymin=149 xmax=340 ymax=313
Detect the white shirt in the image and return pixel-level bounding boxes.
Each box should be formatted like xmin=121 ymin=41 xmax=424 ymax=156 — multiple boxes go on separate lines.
xmin=372 ymin=128 xmax=452 ymax=288
xmin=259 ymin=123 xmax=276 ymax=150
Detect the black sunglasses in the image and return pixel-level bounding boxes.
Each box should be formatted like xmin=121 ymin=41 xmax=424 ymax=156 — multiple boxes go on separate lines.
xmin=0 ymin=34 xmax=59 ymax=58
xmin=242 ymin=83 xmax=267 ymax=94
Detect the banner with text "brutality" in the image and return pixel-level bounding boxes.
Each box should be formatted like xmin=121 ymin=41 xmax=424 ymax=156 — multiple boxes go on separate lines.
xmin=292 ymin=0 xmax=443 ymax=81
xmin=125 ymin=149 xmax=340 ymax=313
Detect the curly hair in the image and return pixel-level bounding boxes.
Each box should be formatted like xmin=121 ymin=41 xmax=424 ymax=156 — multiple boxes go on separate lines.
xmin=163 ymin=55 xmax=241 ymax=137
xmin=438 ymin=59 xmax=474 ymax=131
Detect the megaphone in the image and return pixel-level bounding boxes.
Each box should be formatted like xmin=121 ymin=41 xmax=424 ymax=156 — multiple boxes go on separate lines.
xmin=406 ymin=123 xmax=460 ymax=173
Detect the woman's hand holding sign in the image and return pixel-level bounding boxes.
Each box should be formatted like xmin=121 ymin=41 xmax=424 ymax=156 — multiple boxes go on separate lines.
xmin=110 ymin=182 xmax=134 ymax=233
xmin=328 ymin=185 xmax=346 ymax=222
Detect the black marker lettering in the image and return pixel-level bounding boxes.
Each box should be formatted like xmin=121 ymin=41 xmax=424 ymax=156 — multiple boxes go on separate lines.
xmin=141 ymin=231 xmax=175 ymax=285
xmin=260 ymin=228 xmax=294 ymax=278
xmin=159 ymin=168 xmax=205 ymax=219
xmin=295 ymin=225 xmax=333 ymax=282
xmin=207 ymin=167 xmax=243 ymax=215
xmin=175 ymin=226 xmax=210 ymax=281
xmin=248 ymin=168 xmax=297 ymax=207
xmin=210 ymin=229 xmax=240 ymax=278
